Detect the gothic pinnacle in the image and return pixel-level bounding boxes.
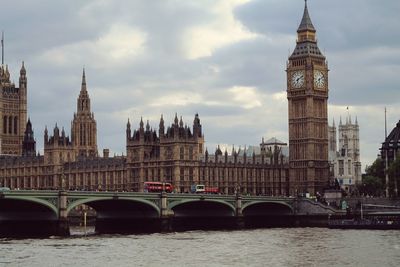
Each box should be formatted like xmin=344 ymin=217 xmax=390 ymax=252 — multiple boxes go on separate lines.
xmin=140 ymin=117 xmax=144 ymax=129
xmin=81 ymin=68 xmax=87 ymax=92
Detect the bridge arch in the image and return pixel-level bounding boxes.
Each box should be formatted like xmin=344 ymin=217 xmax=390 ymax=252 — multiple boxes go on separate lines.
xmin=66 ymin=197 xmax=160 ymax=216
xmin=169 ymin=199 xmax=236 ymax=214
xmin=242 ymin=201 xmax=294 ymax=215
xmin=169 ymin=198 xmax=237 ymax=230
xmin=3 ymin=196 xmax=58 ymax=217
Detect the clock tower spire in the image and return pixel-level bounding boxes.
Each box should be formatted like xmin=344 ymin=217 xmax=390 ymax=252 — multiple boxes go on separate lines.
xmin=286 ymin=1 xmax=330 ymax=195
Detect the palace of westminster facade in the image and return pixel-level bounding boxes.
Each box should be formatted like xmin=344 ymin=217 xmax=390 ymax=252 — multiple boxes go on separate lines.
xmin=0 ymin=2 xmax=331 ymax=196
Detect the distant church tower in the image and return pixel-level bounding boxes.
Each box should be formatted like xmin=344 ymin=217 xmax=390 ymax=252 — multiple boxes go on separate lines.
xmin=286 ymin=1 xmax=329 ymax=195
xmin=71 ymin=69 xmax=98 ymax=157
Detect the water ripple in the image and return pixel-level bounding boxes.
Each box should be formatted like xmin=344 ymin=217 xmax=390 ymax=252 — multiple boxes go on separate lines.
xmin=1 ymin=228 xmax=399 ymax=267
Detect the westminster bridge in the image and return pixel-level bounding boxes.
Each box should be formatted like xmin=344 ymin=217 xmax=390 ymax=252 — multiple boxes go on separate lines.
xmin=0 ymin=190 xmax=340 ymax=236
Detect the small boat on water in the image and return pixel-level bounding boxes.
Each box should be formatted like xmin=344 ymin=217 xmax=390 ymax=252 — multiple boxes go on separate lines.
xmin=328 ymin=217 xmax=400 ymax=230
xmin=329 ymin=205 xmax=400 ymax=229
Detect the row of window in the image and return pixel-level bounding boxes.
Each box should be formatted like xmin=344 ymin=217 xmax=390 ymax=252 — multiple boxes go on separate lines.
xmin=3 ymin=115 xmax=18 ymax=135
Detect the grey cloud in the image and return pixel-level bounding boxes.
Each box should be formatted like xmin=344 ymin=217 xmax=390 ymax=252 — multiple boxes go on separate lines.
xmin=1 ymin=0 xmax=398 ymax=171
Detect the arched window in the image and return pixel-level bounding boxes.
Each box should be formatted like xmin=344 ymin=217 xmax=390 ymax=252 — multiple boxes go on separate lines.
xmin=189 ymin=147 xmax=193 ymax=160
xmin=14 ymin=116 xmax=18 ymax=134
xmin=180 ymin=146 xmax=184 ymax=160
xmin=3 ymin=116 xmax=7 ymax=134
xmin=8 ymin=116 xmax=12 ymax=134
xmin=80 ymin=123 xmax=83 ymax=145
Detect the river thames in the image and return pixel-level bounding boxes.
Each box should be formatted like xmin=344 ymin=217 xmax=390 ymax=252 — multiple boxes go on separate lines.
xmin=1 ymin=228 xmax=399 ymax=267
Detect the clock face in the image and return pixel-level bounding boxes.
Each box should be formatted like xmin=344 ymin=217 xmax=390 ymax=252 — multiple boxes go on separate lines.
xmin=291 ymin=71 xmax=305 ymax=88
xmin=314 ymin=70 xmax=325 ymax=88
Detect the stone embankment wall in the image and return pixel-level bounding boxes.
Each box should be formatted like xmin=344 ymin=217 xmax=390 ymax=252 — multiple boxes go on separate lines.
xmin=297 ymin=199 xmax=342 ymax=215
xmin=344 ymin=198 xmax=400 ymax=209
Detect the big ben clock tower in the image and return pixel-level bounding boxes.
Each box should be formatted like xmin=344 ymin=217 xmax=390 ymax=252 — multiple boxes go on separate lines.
xmin=287 ymin=0 xmax=329 ymax=195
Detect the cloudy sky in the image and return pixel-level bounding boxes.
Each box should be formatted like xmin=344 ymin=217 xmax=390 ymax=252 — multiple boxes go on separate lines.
xmin=1 ymin=0 xmax=399 ymax=171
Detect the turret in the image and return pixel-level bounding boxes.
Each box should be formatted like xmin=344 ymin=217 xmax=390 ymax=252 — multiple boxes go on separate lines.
xmin=159 ymin=114 xmax=165 ymax=137
xmin=193 ymin=113 xmax=202 ymax=138
xmin=44 ymin=123 xmax=74 ymax=164
xmin=22 ymin=118 xmax=36 ymax=157
xmin=53 ymin=123 xmax=60 ymax=139
xmin=5 ymin=65 xmax=10 ymax=80
xmin=19 ymin=61 xmax=27 ymax=89
xmin=214 ymin=145 xmax=222 ymax=161
xmin=126 ymin=119 xmax=131 ymax=140
xmin=179 ymin=116 xmax=184 ymax=128
xmin=260 ymin=137 xmax=266 ymax=155
xmin=44 ymin=126 xmax=48 ymax=143
xmin=146 ymin=120 xmax=150 ymax=132
xmin=174 ymin=113 xmax=179 ymax=126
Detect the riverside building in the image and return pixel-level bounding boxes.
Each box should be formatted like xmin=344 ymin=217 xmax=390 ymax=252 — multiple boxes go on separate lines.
xmin=0 ymin=1 xmax=330 ymax=196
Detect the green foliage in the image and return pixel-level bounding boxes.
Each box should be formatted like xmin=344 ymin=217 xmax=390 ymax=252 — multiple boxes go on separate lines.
xmin=367 ymin=153 xmax=400 ymax=197
xmin=365 ymin=158 xmax=385 ymax=179
xmin=363 ymin=158 xmax=386 ymax=196
xmin=357 ymin=175 xmax=385 ymax=197
xmin=388 ymin=155 xmax=400 ymax=197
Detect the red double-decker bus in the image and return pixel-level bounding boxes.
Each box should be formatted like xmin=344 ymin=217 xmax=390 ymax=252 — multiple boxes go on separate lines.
xmin=204 ymin=187 xmax=219 ymax=194
xmin=191 ymin=184 xmax=219 ymax=194
xmin=144 ymin=182 xmax=173 ymax=193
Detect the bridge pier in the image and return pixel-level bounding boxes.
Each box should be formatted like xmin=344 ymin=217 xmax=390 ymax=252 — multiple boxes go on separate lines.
xmin=235 ymin=194 xmax=245 ymax=229
xmin=160 ymin=192 xmax=173 ymax=232
xmin=57 ymin=191 xmax=70 ymax=236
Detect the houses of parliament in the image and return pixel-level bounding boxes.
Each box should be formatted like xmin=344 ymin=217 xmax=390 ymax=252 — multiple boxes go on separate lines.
xmin=0 ymin=1 xmax=330 ymax=196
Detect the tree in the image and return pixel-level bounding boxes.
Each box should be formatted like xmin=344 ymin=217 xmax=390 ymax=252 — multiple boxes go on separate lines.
xmin=362 ymin=158 xmax=385 ymax=196
xmin=365 ymin=158 xmax=385 ymax=179
xmin=357 ymin=175 xmax=384 ymax=197
xmin=388 ymin=155 xmax=400 ymax=197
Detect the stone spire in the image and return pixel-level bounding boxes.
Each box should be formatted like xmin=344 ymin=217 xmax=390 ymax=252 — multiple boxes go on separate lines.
xmin=20 ymin=61 xmax=26 ymax=75
xmin=174 ymin=113 xmax=179 ymax=125
xmin=44 ymin=125 xmax=48 ymax=143
xmin=159 ymin=114 xmax=165 ymax=136
xmin=126 ymin=118 xmax=131 ymax=139
xmin=179 ymin=116 xmax=184 ymax=127
xmin=140 ymin=117 xmax=144 ymax=130
xmin=159 ymin=114 xmax=164 ymax=128
xmin=297 ymin=0 xmax=315 ymax=33
xmin=1 ymin=31 xmax=4 ymax=66
xmin=77 ymin=68 xmax=91 ymax=114
xmin=81 ymin=68 xmax=87 ymax=92
xmin=146 ymin=120 xmax=150 ymax=131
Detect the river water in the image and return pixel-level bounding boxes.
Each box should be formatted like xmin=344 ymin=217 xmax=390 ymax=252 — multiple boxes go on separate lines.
xmin=1 ymin=227 xmax=399 ymax=267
